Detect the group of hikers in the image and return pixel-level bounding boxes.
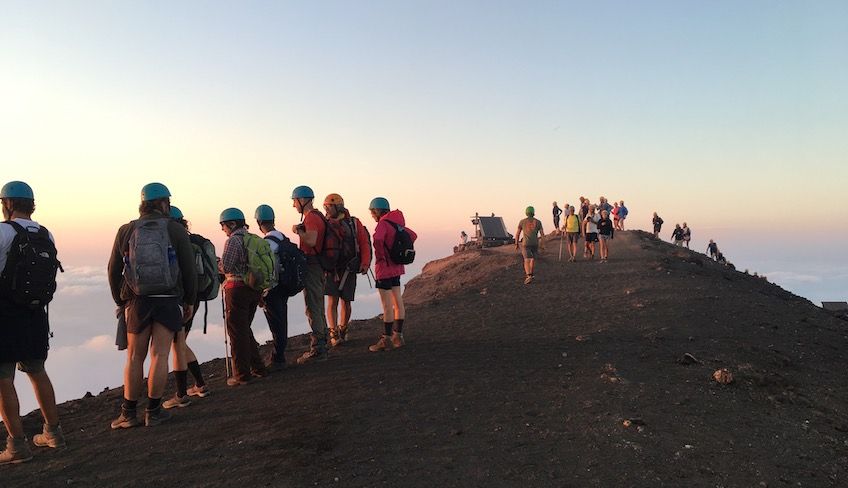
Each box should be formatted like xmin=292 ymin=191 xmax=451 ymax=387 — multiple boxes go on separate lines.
xmin=0 ymin=180 xmax=417 ymax=465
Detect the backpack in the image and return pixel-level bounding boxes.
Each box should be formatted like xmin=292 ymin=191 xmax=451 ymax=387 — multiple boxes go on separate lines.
xmin=386 ymin=220 xmax=416 ymax=265
xmin=189 ymin=234 xmax=219 ymax=301
xmin=0 ymin=221 xmax=62 ymax=309
xmin=242 ymin=232 xmax=276 ymax=292
xmin=310 ymin=211 xmax=343 ymax=272
xmin=336 ymin=217 xmax=368 ymax=273
xmin=266 ymin=234 xmax=307 ymax=297
xmin=123 ymin=218 xmax=180 ymax=296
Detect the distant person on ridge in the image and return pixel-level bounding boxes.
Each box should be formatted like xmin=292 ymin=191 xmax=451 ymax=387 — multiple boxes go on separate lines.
xmin=368 ymin=197 xmax=417 ymax=351
xmin=612 ymin=201 xmax=621 ymax=231
xmin=652 ymin=212 xmax=664 ymax=238
xmin=108 ymin=183 xmax=197 ymax=428
xmin=671 ymin=224 xmax=684 ymax=246
xmin=552 ymin=201 xmax=562 ymax=233
xmin=682 ymin=222 xmax=691 ymax=249
xmin=597 ymin=209 xmax=613 ymax=263
xmin=563 ymin=206 xmax=581 ymax=262
xmin=515 ymin=206 xmax=545 ymax=284
xmin=707 ymin=239 xmax=719 ymax=260
xmin=255 ymin=204 xmax=291 ymax=370
xmin=599 ymin=196 xmax=613 ymax=215
xmin=460 ymin=231 xmax=468 ymax=246
xmin=583 ymin=205 xmax=600 ymax=260
xmin=617 ymin=200 xmax=628 ymax=230
xmin=0 ymin=181 xmax=65 ymax=465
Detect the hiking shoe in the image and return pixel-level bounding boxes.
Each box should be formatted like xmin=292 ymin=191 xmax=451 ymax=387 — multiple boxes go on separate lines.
xmin=110 ymin=409 xmax=141 ymax=429
xmin=339 ymin=325 xmax=349 ymax=342
xmin=0 ymin=437 xmax=32 ymax=465
xmin=33 ymin=424 xmax=66 ymax=448
xmin=162 ymin=394 xmax=192 ymax=409
xmin=187 ymin=384 xmax=210 ymax=398
xmin=368 ymin=335 xmax=392 ymax=352
xmin=329 ymin=329 xmax=342 ymax=347
xmin=296 ymin=349 xmax=328 ymax=365
xmin=226 ymin=377 xmax=249 ymax=387
xmin=144 ymin=406 xmax=172 ymax=427
xmin=390 ymin=332 xmax=405 ymax=349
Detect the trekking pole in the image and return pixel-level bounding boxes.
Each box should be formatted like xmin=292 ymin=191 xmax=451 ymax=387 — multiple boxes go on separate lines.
xmin=365 ymin=268 xmax=373 ymax=288
xmin=221 ymin=288 xmax=230 ymax=378
xmin=558 ymin=232 xmax=564 ymax=262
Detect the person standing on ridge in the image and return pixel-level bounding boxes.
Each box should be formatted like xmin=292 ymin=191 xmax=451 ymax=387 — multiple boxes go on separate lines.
xmin=618 ymin=200 xmax=629 ymax=230
xmin=707 ymin=239 xmax=719 ymax=260
xmin=552 ymin=202 xmax=562 ymax=233
xmin=516 ymin=206 xmax=545 ymax=284
xmin=255 ymin=205 xmax=290 ymax=370
xmin=0 ymin=181 xmax=65 ymax=465
xmin=612 ymin=201 xmax=621 ymax=231
xmin=682 ymin=222 xmax=691 ymax=249
xmin=652 ymin=212 xmax=664 ymax=238
xmin=583 ymin=205 xmax=600 ymax=260
xmin=108 ymin=183 xmax=197 ymax=429
xmin=368 ymin=197 xmax=417 ymax=352
xmin=563 ymin=206 xmax=581 ymax=262
xmin=599 ymin=197 xmax=613 ymax=215
xmin=597 ymin=209 xmax=614 ymax=263
xmin=671 ymin=224 xmax=684 ymax=246
xmin=291 ymin=185 xmax=329 ymax=364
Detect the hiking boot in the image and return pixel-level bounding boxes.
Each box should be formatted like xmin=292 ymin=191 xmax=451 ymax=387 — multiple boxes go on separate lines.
xmin=144 ymin=406 xmax=172 ymax=427
xmin=329 ymin=329 xmax=342 ymax=347
xmin=226 ymin=377 xmax=249 ymax=387
xmin=110 ymin=409 xmax=141 ymax=429
xmin=339 ymin=325 xmax=349 ymax=342
xmin=390 ymin=332 xmax=405 ymax=349
xmin=296 ymin=349 xmax=328 ymax=365
xmin=0 ymin=436 xmax=32 ymax=465
xmin=187 ymin=384 xmax=210 ymax=398
xmin=33 ymin=424 xmax=66 ymax=448
xmin=368 ymin=335 xmax=392 ymax=352
xmin=162 ymin=394 xmax=192 ymax=409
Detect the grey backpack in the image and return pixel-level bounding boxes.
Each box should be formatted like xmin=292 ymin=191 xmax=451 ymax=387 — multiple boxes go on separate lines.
xmin=123 ymin=218 xmax=180 ymax=296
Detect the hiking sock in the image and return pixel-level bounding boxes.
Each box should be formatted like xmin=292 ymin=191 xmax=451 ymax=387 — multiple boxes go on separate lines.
xmin=122 ymin=399 xmax=138 ymax=412
xmin=147 ymin=397 xmax=161 ymax=411
xmin=383 ymin=322 xmax=393 ymax=336
xmin=393 ymin=319 xmax=405 ymax=334
xmin=175 ymin=370 xmax=188 ymax=397
xmin=187 ymin=360 xmax=206 ymax=387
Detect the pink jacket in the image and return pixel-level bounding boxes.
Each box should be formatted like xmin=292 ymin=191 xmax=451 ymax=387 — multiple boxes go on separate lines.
xmin=373 ymin=209 xmax=417 ymax=280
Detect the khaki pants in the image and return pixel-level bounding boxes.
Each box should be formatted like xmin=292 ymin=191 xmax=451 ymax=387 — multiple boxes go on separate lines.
xmin=304 ymin=263 xmax=328 ymax=353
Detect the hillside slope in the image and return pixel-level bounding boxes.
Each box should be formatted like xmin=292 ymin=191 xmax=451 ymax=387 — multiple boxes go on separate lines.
xmin=4 ymin=231 xmax=847 ymax=487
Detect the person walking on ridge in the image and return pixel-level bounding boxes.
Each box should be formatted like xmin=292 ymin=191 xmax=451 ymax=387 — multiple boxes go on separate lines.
xmin=0 ymin=181 xmax=65 ymax=464
xmin=516 ymin=206 xmax=545 ymax=284
xmin=652 ymin=212 xmax=664 ymax=238
xmin=618 ymin=200 xmax=629 ymax=230
xmin=552 ymin=202 xmax=562 ymax=234
xmin=682 ymin=222 xmax=691 ymax=249
xmin=563 ymin=206 xmax=580 ymax=262
xmin=583 ymin=205 xmax=600 ymax=260
xmin=707 ymin=239 xmax=719 ymax=260
xmin=671 ymin=224 xmax=684 ymax=246
xmin=597 ymin=209 xmax=613 ymax=263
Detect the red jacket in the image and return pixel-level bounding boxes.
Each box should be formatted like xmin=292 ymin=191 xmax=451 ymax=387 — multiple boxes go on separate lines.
xmin=373 ymin=209 xmax=417 ymax=280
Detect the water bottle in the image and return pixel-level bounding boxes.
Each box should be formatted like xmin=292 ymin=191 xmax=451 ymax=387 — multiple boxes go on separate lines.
xmin=167 ymin=246 xmax=177 ymax=266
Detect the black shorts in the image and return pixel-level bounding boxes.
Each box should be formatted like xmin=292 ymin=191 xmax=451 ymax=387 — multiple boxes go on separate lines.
xmin=183 ymin=299 xmax=202 ymax=334
xmin=375 ymin=276 xmax=401 ymax=290
xmin=125 ymin=296 xmax=184 ymax=334
xmin=586 ymin=233 xmax=599 ymax=243
xmin=324 ymin=271 xmax=358 ymax=301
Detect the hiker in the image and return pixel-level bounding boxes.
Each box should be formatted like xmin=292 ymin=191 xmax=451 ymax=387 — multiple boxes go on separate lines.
xmin=322 ymin=194 xmax=372 ymax=347
xmin=108 ymin=183 xmax=197 ymax=428
xmin=579 ymin=198 xmax=589 ymax=222
xmin=552 ymin=202 xmax=562 ymax=233
xmin=597 ymin=209 xmax=613 ymax=263
xmin=460 ymin=231 xmax=468 ymax=246
xmin=515 ymin=206 xmax=545 ymax=284
xmin=652 ymin=212 xmax=664 ymax=238
xmin=583 ymin=205 xmax=600 ymax=260
xmin=682 ymin=222 xmax=691 ymax=249
xmin=255 ymin=204 xmax=291 ymax=370
xmin=707 ymin=239 xmax=719 ymax=260
xmin=291 ymin=185 xmax=329 ymax=364
xmin=367 ymin=197 xmax=417 ymax=351
xmin=163 ymin=206 xmax=213 ymax=407
xmin=598 ymin=197 xmax=613 ymax=215
xmin=612 ymin=202 xmax=621 ymax=230
xmin=671 ymin=224 xmax=684 ymax=246
xmin=219 ymin=207 xmax=270 ymax=385
xmin=563 ymin=206 xmax=581 ymax=262
xmin=618 ymin=200 xmax=629 ymax=229
xmin=0 ymin=181 xmax=65 ymax=464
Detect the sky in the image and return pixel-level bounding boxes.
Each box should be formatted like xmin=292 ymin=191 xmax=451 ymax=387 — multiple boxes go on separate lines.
xmin=1 ymin=1 xmax=846 ymax=412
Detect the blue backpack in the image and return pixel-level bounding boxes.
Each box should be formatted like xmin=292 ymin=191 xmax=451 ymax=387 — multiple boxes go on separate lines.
xmin=265 ymin=234 xmax=307 ymax=297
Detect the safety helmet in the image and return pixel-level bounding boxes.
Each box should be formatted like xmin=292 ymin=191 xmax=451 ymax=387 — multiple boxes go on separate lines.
xmin=291 ymin=185 xmax=314 ymax=199
xmin=369 ymin=197 xmax=390 ymax=211
xmin=0 ymin=181 xmax=34 ymax=199
xmin=254 ymin=204 xmax=275 ymax=221
xmin=324 ymin=193 xmax=344 ymax=206
xmin=169 ymin=206 xmax=184 ymax=220
xmin=219 ymin=207 xmax=245 ymax=223
xmin=525 ymin=206 xmax=535 ymax=217
xmin=141 ymin=182 xmax=171 ymax=201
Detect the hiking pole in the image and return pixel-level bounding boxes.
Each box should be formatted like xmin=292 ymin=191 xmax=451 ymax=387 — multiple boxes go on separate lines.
xmin=558 ymin=232 xmax=564 ymax=262
xmin=222 ymin=288 xmax=230 ymax=378
xmin=365 ymin=268 xmax=373 ymax=289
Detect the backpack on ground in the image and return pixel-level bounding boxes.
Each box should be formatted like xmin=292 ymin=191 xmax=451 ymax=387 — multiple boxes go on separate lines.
xmin=242 ymin=232 xmax=277 ymax=292
xmin=0 ymin=221 xmax=62 ymax=309
xmin=123 ymin=218 xmax=180 ymax=296
xmin=386 ymin=220 xmax=416 ymax=265
xmin=266 ymin=234 xmax=307 ymax=297
xmin=189 ymin=234 xmax=219 ymax=302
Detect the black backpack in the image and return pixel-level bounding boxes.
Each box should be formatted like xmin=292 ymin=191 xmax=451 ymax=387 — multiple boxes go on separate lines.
xmin=265 ymin=234 xmax=307 ymax=297
xmin=0 ymin=221 xmax=63 ymax=309
xmin=386 ymin=221 xmax=416 ymax=265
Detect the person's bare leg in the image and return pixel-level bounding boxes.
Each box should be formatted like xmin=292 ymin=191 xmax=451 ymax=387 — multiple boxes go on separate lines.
xmin=125 ymin=326 xmax=152 ymax=401
xmin=326 ymin=295 xmax=339 ymax=335
xmin=147 ymin=323 xmax=174 ymax=399
xmin=171 ymin=330 xmax=188 ymax=372
xmin=0 ymin=379 xmax=24 ymax=438
xmin=340 ymin=299 xmax=352 ymax=329
xmin=389 ymin=287 xmax=405 ymax=320
xmin=378 ymin=289 xmax=395 ymax=323
xmin=26 ymin=371 xmax=59 ymax=426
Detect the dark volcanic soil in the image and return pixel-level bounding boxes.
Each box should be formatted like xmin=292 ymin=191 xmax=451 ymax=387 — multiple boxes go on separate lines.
xmin=3 ymin=231 xmax=847 ymax=487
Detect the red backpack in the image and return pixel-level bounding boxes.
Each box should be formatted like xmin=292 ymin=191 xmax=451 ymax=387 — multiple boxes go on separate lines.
xmin=310 ymin=211 xmax=343 ymax=272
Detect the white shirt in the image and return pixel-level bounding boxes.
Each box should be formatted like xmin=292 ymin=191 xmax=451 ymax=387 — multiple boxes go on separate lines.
xmin=0 ymin=218 xmax=55 ymax=274
xmin=262 ymin=229 xmax=286 ymax=253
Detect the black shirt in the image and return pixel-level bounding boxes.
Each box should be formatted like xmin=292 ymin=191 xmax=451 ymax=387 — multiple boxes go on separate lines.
xmin=597 ymin=217 xmax=613 ymax=236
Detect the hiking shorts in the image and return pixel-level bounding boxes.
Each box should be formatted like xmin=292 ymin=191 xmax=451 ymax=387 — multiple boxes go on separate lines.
xmin=599 ymin=234 xmax=611 ymax=241
xmin=586 ymin=233 xmax=599 ymax=243
xmin=0 ymin=359 xmax=45 ymax=380
xmin=325 ymin=271 xmax=357 ymax=301
xmin=125 ymin=296 xmax=184 ymax=334
xmin=521 ymin=245 xmax=538 ymax=259
xmin=375 ymin=276 xmax=401 ymax=290
xmin=566 ymin=232 xmax=580 ymax=243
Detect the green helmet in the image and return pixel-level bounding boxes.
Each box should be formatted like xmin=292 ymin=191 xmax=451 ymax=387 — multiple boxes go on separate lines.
xmin=291 ymin=185 xmax=314 ymax=199
xmin=525 ymin=206 xmax=535 ymax=217
xmin=255 ymin=204 xmax=275 ymax=221
xmin=219 ymin=207 xmax=245 ymax=223
xmin=169 ymin=206 xmax=184 ymax=220
xmin=141 ymin=182 xmax=171 ymax=201
xmin=0 ymin=181 xmax=34 ymax=199
xmin=369 ymin=197 xmax=390 ymax=211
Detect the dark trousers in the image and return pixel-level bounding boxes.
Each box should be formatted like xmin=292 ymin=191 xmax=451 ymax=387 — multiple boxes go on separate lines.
xmin=225 ymin=285 xmax=263 ymax=382
xmin=262 ymin=287 xmax=289 ymax=363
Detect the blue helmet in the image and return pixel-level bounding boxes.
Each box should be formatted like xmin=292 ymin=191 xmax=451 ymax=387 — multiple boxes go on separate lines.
xmin=291 ymin=185 xmax=314 ymax=199
xmin=141 ymin=182 xmax=171 ymax=201
xmin=169 ymin=206 xmax=184 ymax=220
xmin=255 ymin=204 xmax=275 ymax=221
xmin=0 ymin=181 xmax=34 ymax=199
xmin=219 ymin=207 xmax=245 ymax=223
xmin=369 ymin=197 xmax=390 ymax=211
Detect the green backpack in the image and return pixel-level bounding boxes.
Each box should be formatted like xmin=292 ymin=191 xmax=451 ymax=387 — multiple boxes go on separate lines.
xmin=242 ymin=232 xmax=277 ymax=292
